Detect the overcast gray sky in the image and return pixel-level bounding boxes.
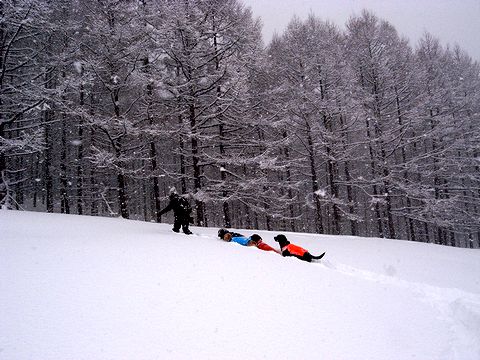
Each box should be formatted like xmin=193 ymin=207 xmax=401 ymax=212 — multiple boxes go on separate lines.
xmin=242 ymin=0 xmax=480 ymax=61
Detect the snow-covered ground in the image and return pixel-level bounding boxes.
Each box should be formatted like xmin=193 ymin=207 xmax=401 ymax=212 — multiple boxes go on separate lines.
xmin=1 ymin=210 xmax=480 ymax=360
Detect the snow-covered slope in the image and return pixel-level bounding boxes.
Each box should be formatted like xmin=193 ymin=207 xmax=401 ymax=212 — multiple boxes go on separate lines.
xmin=1 ymin=210 xmax=480 ymax=360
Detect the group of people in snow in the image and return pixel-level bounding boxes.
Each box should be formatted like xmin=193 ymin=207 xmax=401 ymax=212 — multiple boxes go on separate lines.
xmin=159 ymin=189 xmax=325 ymax=262
xmin=217 ymin=229 xmax=325 ymax=262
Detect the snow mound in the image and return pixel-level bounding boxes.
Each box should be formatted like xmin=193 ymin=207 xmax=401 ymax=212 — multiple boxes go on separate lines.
xmin=1 ymin=210 xmax=480 ymax=360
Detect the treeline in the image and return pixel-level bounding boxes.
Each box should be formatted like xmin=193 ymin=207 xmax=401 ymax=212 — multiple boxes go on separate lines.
xmin=1 ymin=0 xmax=479 ymax=248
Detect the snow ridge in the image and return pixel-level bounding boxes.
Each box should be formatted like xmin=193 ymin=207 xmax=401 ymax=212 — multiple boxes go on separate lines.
xmin=1 ymin=210 xmax=480 ymax=360
xmin=320 ymin=259 xmax=480 ymax=359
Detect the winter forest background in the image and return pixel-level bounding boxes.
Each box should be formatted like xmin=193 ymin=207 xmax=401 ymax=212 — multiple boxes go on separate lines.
xmin=1 ymin=0 xmax=479 ymax=248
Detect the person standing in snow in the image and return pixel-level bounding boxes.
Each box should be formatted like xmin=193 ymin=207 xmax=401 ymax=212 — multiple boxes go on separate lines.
xmin=273 ymin=234 xmax=325 ymax=262
xmin=159 ymin=190 xmax=193 ymax=235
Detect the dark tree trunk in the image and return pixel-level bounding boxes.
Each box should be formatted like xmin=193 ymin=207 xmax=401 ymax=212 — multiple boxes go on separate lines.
xmin=365 ymin=117 xmax=383 ymax=237
xmin=395 ymin=90 xmax=415 ymax=241
xmin=213 ymin=25 xmax=231 ymax=228
xmin=76 ymin=82 xmax=84 ymax=215
xmin=143 ymin=55 xmax=161 ymax=223
xmin=117 ymin=172 xmax=128 ymax=219
xmin=344 ymin=161 xmax=358 ymax=236
xmin=323 ymin=115 xmax=341 ymax=235
xmin=306 ymin=124 xmax=323 ymax=234
xmin=60 ymin=114 xmax=70 ymax=214
xmin=44 ymin=67 xmax=55 ymax=213
xmin=44 ymin=122 xmax=54 ymax=213
xmin=190 ymin=102 xmax=204 ymax=226
xmin=150 ymin=141 xmax=161 ymax=222
xmin=0 ymin=124 xmax=6 ymax=206
xmin=89 ymin=94 xmax=98 ymax=216
xmin=282 ymin=132 xmax=296 ymax=232
xmin=219 ymin=123 xmax=231 ymax=227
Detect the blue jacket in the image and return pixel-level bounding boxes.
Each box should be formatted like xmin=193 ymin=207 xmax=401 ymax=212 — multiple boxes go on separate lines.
xmin=231 ymin=236 xmax=252 ymax=246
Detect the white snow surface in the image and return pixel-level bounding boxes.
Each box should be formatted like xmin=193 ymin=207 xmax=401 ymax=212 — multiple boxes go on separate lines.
xmin=1 ymin=210 xmax=480 ymax=360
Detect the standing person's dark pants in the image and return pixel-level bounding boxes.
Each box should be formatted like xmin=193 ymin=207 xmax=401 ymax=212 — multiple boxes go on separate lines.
xmin=173 ymin=213 xmax=192 ymax=234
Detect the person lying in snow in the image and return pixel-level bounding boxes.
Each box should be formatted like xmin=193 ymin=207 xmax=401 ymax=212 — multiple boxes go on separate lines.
xmin=218 ymin=228 xmax=253 ymax=246
xmin=274 ymin=234 xmax=325 ymax=262
xmin=249 ymin=234 xmax=281 ymax=254
xmin=218 ymin=229 xmax=279 ymax=253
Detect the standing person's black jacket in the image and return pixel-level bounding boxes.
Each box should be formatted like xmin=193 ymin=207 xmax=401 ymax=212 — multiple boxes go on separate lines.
xmin=159 ymin=193 xmax=193 ymax=234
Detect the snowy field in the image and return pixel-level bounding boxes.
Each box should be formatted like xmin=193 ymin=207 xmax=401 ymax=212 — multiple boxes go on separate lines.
xmin=1 ymin=210 xmax=480 ymax=360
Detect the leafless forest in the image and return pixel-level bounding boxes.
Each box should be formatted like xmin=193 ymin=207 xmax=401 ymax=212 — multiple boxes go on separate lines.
xmin=1 ymin=0 xmax=479 ymax=247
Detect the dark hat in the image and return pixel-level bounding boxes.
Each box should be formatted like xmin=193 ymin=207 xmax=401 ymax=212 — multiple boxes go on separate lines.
xmin=250 ymin=234 xmax=262 ymax=242
xmin=218 ymin=228 xmax=229 ymax=239
xmin=274 ymin=234 xmax=288 ymax=242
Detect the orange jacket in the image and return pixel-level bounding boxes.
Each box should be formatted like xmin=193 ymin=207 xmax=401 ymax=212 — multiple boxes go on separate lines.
xmin=256 ymin=241 xmax=280 ymax=253
xmin=282 ymin=243 xmax=308 ymax=257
